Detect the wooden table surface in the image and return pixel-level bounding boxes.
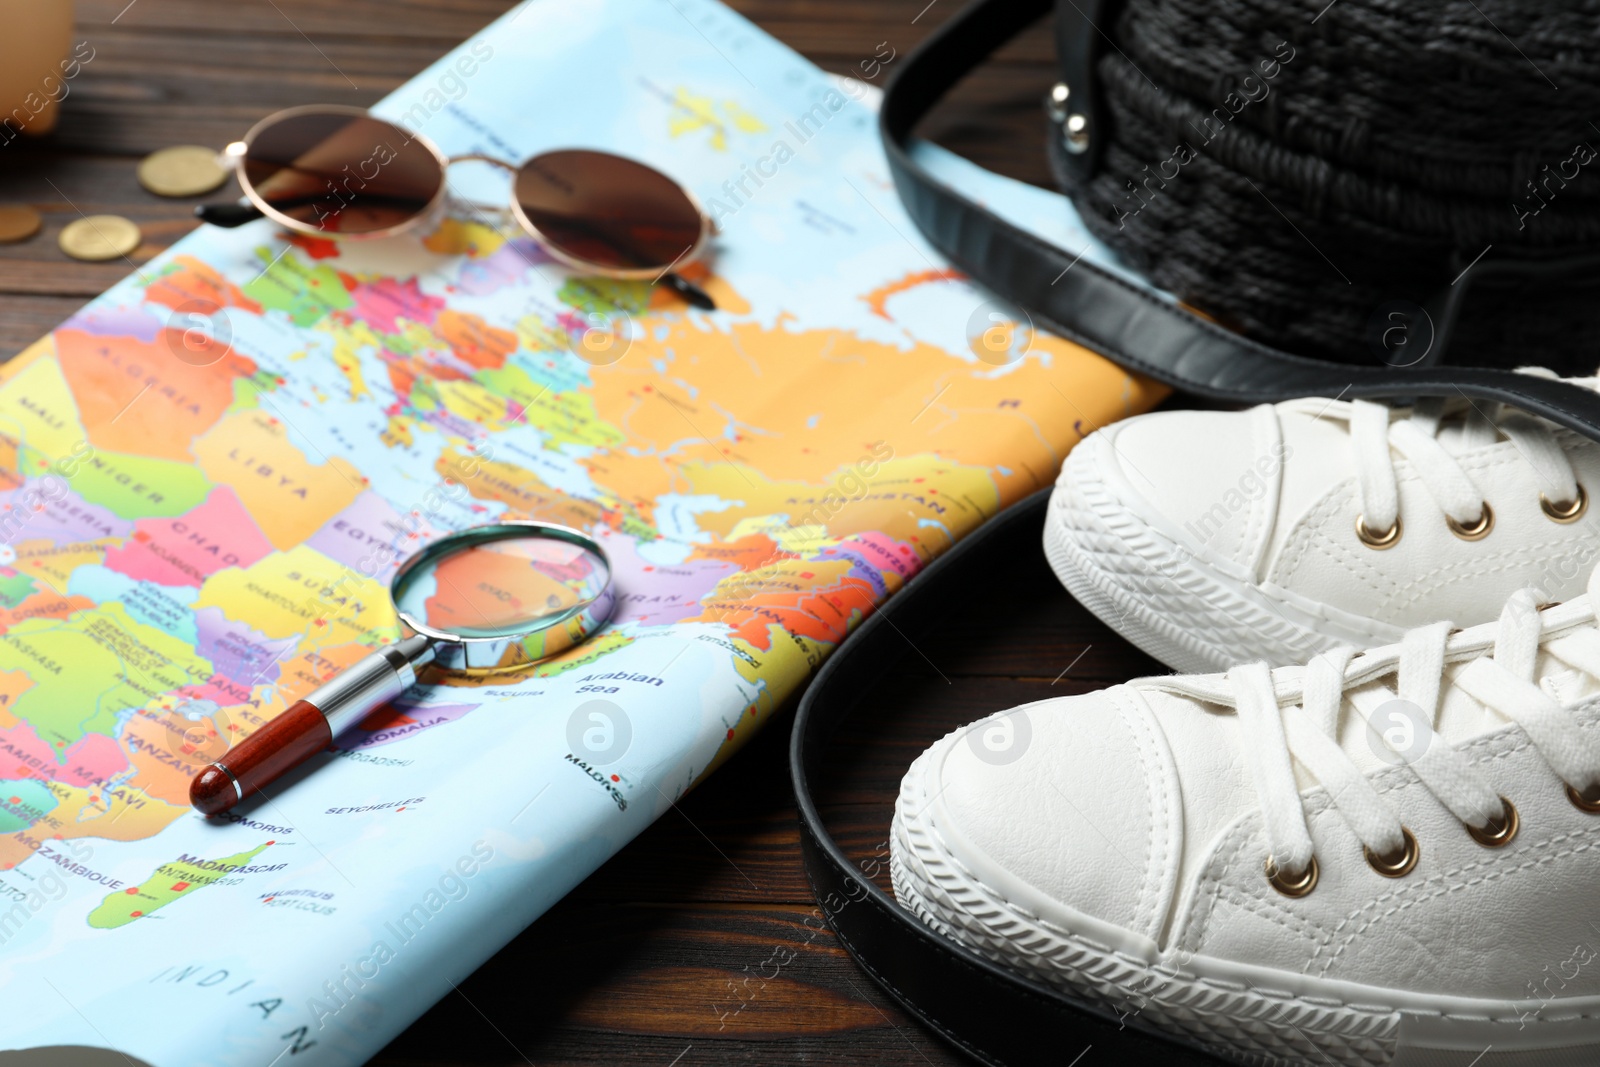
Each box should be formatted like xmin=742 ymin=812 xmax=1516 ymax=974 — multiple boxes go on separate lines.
xmin=0 ymin=3 xmax=1168 ymax=1065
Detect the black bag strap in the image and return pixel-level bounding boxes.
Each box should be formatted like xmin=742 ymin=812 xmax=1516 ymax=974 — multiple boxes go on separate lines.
xmin=878 ymin=0 xmax=1600 ymax=442
xmin=792 ymin=489 xmax=1220 ymax=1067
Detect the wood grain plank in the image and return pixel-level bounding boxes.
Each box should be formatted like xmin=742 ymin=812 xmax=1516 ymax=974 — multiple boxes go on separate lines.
xmin=0 ymin=295 xmax=90 ymax=360
xmin=0 ymin=151 xmax=212 ymax=298
xmin=18 ymin=28 xmax=448 ymax=157
xmin=75 ymin=0 xmax=517 ymax=40
xmin=76 ymin=0 xmax=1055 ymax=64
xmin=375 ymin=898 xmax=967 ymax=1064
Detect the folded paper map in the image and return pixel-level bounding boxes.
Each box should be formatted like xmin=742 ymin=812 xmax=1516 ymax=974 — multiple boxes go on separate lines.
xmin=0 ymin=1 xmax=1163 ymax=1062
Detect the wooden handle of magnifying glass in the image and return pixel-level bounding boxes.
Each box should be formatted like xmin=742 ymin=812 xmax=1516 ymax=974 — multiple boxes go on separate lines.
xmin=190 ymin=700 xmax=332 ymax=816
xmin=189 ymin=638 xmax=432 ymax=816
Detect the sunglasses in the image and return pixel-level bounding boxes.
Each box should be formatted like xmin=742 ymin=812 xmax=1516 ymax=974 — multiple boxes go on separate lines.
xmin=196 ymin=104 xmax=717 ymax=310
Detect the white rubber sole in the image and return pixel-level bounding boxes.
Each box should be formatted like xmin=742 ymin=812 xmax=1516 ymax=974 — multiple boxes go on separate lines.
xmin=1047 ymin=437 xmax=1395 ymax=674
xmin=891 ymin=732 xmax=1600 ymax=1067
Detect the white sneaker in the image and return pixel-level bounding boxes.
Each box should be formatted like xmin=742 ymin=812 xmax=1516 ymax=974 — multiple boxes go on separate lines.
xmin=1049 ymin=384 xmax=1600 ymax=673
xmin=892 ymin=567 xmax=1600 ymax=1065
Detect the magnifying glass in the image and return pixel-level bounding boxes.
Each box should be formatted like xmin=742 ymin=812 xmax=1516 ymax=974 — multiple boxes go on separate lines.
xmin=189 ymin=521 xmax=615 ymax=816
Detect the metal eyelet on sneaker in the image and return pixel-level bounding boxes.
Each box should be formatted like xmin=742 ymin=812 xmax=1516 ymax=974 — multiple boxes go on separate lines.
xmin=1466 ymin=796 xmax=1520 ymax=847
xmin=1541 ymin=484 xmax=1588 ymax=524
xmin=1567 ymin=782 xmax=1600 ymax=813
xmin=1447 ymin=503 xmax=1494 ymax=542
xmin=1264 ymin=855 xmax=1319 ymax=898
xmin=1364 ymin=826 xmax=1420 ymax=877
xmin=1355 ymin=515 xmax=1401 ymax=549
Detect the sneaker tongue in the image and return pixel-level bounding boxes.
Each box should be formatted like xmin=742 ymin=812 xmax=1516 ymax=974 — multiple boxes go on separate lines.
xmin=1324 ymin=648 xmax=1600 ymax=780
xmin=1433 ymin=418 xmax=1501 ymax=455
xmin=1431 ymin=372 xmax=1600 ymax=455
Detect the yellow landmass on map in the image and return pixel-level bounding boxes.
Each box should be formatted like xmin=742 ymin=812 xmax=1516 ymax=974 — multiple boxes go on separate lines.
xmin=470 ymin=364 xmax=626 ymax=449
xmin=585 ymin=316 xmax=1160 ymax=528
xmin=0 ymin=346 xmax=86 ymax=461
xmin=0 ymin=600 xmax=213 ymax=750
xmin=693 ymin=623 xmax=831 ymax=787
xmin=193 ymin=544 xmax=393 ymax=646
xmin=13 ymin=538 xmax=113 ymax=593
xmin=433 ymin=377 xmax=507 ymax=428
xmin=193 ymin=407 xmax=365 ymax=549
xmin=0 ymin=667 xmax=35 ymax=728
xmin=317 ymin=316 xmax=381 ymax=402
xmin=438 ymin=449 xmax=607 ymax=530
xmin=381 ymin=413 xmax=416 ymax=450
xmin=0 ymin=779 xmax=186 ymax=872
xmin=422 ymin=218 xmax=506 ymax=258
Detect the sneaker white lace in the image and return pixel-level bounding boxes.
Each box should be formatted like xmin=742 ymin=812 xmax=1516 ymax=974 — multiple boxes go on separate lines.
xmin=892 ymin=566 xmax=1600 ymax=1065
xmin=1049 ymin=379 xmax=1600 ymax=673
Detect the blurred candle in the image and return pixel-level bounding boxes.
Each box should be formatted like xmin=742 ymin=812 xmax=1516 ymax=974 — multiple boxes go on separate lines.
xmin=0 ymin=0 xmax=76 ymax=140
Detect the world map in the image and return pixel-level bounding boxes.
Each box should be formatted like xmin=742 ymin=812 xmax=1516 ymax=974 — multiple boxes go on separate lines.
xmin=0 ymin=1 xmax=1162 ymax=1063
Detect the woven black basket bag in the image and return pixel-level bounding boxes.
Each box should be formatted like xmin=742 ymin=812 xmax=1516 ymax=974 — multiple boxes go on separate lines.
xmin=877 ymin=0 xmax=1600 ymax=438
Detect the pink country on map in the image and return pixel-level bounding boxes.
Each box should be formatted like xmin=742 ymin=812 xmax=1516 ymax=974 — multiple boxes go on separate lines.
xmin=347 ymin=277 xmax=446 ymax=335
xmin=817 ymin=531 xmax=921 ymax=598
xmin=104 ymin=486 xmax=274 ymax=588
xmin=0 ymin=717 xmax=127 ymax=791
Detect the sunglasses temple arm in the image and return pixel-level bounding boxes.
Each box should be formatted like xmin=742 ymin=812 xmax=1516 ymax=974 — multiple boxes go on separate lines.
xmin=195 ymin=202 xmax=267 ymax=228
xmin=661 ymin=272 xmax=717 ymax=311
xmin=197 ymin=187 xmax=432 ymax=229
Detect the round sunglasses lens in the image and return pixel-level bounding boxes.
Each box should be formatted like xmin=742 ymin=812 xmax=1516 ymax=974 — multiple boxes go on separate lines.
xmin=242 ymin=111 xmax=444 ymax=235
xmin=515 ymin=150 xmax=703 ymax=272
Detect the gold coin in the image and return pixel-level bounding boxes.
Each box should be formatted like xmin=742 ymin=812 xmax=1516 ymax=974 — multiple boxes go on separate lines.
xmin=138 ymin=145 xmax=229 ymax=198
xmin=0 ymin=205 xmax=42 ymax=244
xmin=59 ymin=215 xmax=142 ymax=262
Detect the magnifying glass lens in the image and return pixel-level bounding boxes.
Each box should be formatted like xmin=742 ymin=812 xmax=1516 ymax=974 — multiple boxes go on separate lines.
xmin=392 ymin=535 xmax=611 ymax=639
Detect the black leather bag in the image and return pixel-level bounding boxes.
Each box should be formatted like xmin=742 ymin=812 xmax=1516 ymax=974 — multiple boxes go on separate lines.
xmin=878 ymin=0 xmax=1600 ymax=442
xmin=794 ymin=3 xmax=1600 ymax=1063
